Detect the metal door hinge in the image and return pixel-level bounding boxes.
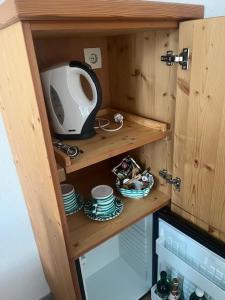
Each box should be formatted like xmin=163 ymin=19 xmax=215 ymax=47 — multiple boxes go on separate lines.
xmin=159 ymin=169 xmax=181 ymax=192
xmin=161 ymin=48 xmax=190 ymax=70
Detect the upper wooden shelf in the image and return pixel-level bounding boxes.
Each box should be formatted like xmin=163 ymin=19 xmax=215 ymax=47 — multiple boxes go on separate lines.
xmin=0 ymin=0 xmax=204 ymax=29
xmin=67 ymin=189 xmax=170 ymax=259
xmin=54 ymin=109 xmax=169 ymax=174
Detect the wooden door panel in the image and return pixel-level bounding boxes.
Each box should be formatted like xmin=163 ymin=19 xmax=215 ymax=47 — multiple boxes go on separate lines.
xmin=173 ymin=17 xmax=225 ymax=234
xmin=108 ymin=30 xmax=178 ymax=196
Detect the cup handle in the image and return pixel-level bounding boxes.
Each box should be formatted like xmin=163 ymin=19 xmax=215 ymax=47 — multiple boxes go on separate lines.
xmin=91 ymin=201 xmax=98 ymax=215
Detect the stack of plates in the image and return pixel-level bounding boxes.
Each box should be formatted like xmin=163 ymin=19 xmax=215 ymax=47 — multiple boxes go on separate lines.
xmin=84 ymin=185 xmax=123 ymax=221
xmin=61 ymin=184 xmax=83 ymax=216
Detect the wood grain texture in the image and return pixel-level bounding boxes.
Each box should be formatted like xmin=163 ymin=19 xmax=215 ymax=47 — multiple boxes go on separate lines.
xmin=0 ymin=0 xmax=204 ymax=28
xmin=53 ymin=110 xmax=168 ymax=173
xmin=98 ymin=108 xmax=168 ymax=131
xmin=172 ymin=203 xmax=225 ymax=243
xmin=57 ymin=164 xmax=66 ymax=183
xmin=31 ymin=20 xmax=178 ymax=38
xmin=108 ymin=30 xmax=178 ymax=195
xmin=54 ymin=147 xmax=72 ymax=168
xmin=172 ymin=17 xmax=225 ymax=237
xmin=34 ymin=36 xmax=110 ymax=107
xmin=0 ymin=22 xmax=78 ymax=300
xmin=67 ymin=189 xmax=170 ymax=259
xmin=22 ymin=22 xmax=82 ymax=299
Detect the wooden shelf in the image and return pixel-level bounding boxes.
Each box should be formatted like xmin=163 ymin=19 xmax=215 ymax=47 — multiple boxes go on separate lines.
xmin=67 ymin=189 xmax=170 ymax=259
xmin=54 ymin=109 xmax=168 ymax=174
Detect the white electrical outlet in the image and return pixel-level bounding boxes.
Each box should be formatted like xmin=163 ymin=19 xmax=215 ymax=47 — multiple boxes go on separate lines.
xmin=84 ymin=48 xmax=102 ymax=69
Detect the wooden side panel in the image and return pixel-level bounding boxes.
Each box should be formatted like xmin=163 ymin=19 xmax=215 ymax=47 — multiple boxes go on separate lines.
xmin=34 ymin=36 xmax=110 ymax=107
xmin=172 ymin=17 xmax=225 ymax=237
xmin=0 ymin=22 xmax=78 ymax=300
xmin=108 ymin=29 xmax=178 ymax=195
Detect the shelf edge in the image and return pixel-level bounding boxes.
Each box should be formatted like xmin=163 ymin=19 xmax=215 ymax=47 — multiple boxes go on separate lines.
xmin=69 ymin=191 xmax=170 ymax=259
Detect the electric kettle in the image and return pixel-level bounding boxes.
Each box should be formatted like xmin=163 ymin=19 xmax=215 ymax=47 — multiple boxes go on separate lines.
xmin=41 ymin=61 xmax=102 ymax=139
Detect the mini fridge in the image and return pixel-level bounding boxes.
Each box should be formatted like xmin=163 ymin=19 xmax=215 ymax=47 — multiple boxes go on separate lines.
xmin=76 ymin=209 xmax=225 ymax=300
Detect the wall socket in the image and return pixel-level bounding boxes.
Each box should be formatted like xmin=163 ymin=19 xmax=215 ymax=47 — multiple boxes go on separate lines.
xmin=84 ymin=48 xmax=102 ymax=69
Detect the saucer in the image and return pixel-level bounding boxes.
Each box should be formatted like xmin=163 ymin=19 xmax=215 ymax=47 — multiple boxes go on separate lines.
xmin=84 ymin=197 xmax=124 ymax=222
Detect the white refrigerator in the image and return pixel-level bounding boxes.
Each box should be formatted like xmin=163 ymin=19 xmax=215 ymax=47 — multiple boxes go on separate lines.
xmin=76 ymin=208 xmax=225 ymax=300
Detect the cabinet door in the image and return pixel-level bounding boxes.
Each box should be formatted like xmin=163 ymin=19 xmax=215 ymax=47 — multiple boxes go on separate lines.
xmin=172 ymin=17 xmax=225 ymax=235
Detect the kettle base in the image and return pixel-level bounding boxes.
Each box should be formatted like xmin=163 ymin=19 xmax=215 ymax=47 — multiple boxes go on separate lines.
xmin=55 ymin=129 xmax=96 ymax=140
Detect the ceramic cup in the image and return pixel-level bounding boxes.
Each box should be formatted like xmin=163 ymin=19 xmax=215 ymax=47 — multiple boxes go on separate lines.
xmin=61 ymin=184 xmax=75 ymax=196
xmin=91 ymin=185 xmax=116 ymax=216
xmin=61 ymin=183 xmax=80 ymax=214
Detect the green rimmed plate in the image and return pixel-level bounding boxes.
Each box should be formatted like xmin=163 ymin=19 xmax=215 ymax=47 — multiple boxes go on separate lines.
xmin=84 ymin=197 xmax=124 ymax=222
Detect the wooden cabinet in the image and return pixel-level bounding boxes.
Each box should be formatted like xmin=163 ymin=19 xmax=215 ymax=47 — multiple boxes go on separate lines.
xmin=4 ymin=1 xmax=225 ymax=299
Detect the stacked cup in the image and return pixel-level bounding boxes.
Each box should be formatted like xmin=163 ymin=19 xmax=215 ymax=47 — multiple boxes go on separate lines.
xmin=61 ymin=184 xmax=83 ymax=216
xmin=91 ymin=185 xmax=116 ymax=216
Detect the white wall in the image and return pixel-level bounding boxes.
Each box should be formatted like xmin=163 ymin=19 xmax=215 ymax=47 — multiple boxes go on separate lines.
xmin=1 ymin=1 xmax=225 ymax=300
xmin=150 ymin=0 xmax=225 ymax=18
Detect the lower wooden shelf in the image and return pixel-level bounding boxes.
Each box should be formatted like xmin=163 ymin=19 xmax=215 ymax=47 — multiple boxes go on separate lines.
xmin=67 ymin=189 xmax=170 ymax=259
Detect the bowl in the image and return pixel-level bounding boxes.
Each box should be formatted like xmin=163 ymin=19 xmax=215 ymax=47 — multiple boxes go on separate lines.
xmin=116 ymin=174 xmax=154 ymax=199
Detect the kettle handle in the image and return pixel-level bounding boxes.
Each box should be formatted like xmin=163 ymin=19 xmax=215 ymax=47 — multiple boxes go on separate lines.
xmin=68 ymin=61 xmax=102 ymax=113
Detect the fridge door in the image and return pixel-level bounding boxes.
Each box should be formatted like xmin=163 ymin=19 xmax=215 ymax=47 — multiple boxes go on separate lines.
xmin=153 ymin=212 xmax=225 ymax=300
